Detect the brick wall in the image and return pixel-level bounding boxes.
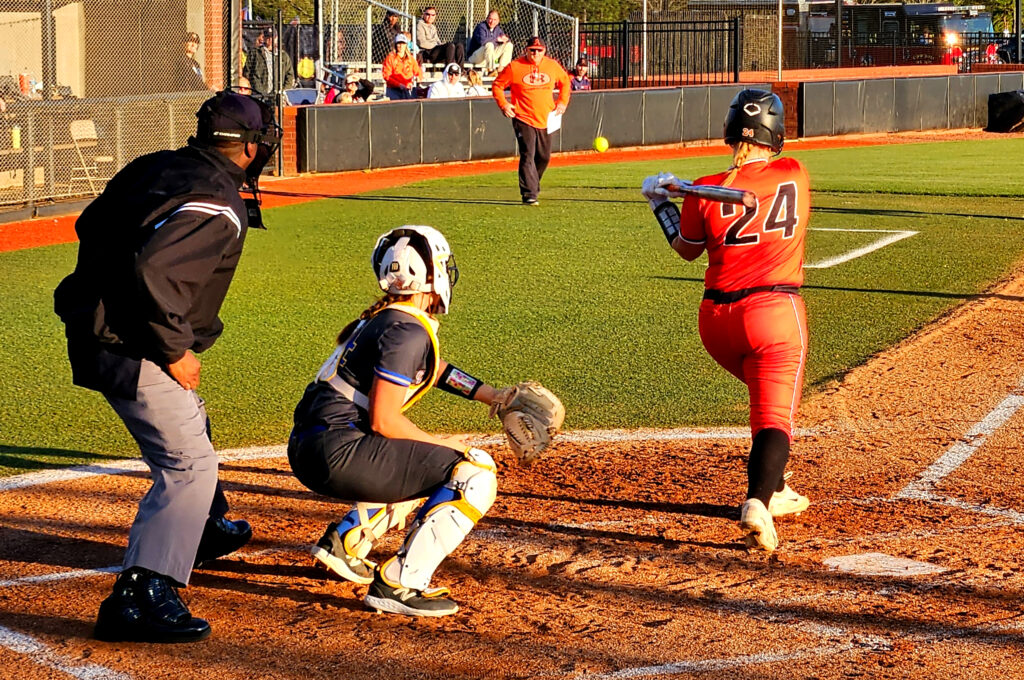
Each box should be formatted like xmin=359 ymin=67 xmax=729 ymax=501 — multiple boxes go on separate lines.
xmin=204 ymin=0 xmax=227 ymax=90
xmin=972 ymin=63 xmax=1024 ymax=74
xmin=278 ymin=106 xmax=299 ymax=176
xmin=772 ymin=82 xmax=800 ymax=143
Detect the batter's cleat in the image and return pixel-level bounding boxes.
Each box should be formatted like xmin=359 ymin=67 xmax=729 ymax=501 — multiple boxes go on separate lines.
xmin=363 ymin=568 xmax=459 ymax=617
xmin=194 ymin=516 xmax=252 ymax=568
xmin=768 ymin=477 xmax=809 ymax=518
xmin=94 ymin=567 xmax=211 ymax=643
xmin=740 ymin=498 xmax=778 ymax=553
xmin=311 ymin=521 xmax=375 ymax=585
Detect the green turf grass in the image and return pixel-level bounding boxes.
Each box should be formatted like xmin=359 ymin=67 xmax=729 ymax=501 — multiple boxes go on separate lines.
xmin=2 ymin=138 xmax=1023 ymax=473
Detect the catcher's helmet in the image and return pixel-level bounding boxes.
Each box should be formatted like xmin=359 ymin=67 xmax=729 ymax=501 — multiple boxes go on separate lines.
xmin=372 ymin=226 xmax=459 ymax=314
xmin=723 ymin=89 xmax=785 ymax=153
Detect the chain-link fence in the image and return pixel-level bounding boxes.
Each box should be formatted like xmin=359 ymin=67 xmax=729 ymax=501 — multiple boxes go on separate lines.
xmin=321 ymin=0 xmax=578 ymax=81
xmin=629 ymin=2 xmax=779 ymax=81
xmin=1 ymin=0 xmax=235 ymax=209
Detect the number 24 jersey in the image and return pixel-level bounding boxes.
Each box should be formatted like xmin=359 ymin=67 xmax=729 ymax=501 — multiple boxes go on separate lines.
xmin=679 ymin=157 xmax=810 ymax=292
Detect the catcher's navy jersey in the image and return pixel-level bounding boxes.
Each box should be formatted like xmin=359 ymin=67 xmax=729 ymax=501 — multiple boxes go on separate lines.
xmin=293 ymin=306 xmax=437 ymax=433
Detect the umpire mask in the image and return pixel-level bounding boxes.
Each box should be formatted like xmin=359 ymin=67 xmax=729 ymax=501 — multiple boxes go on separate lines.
xmin=195 ymin=91 xmax=282 ymax=190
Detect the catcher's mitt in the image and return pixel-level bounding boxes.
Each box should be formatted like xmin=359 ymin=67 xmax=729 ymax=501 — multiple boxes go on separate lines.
xmin=490 ymin=381 xmax=565 ymax=465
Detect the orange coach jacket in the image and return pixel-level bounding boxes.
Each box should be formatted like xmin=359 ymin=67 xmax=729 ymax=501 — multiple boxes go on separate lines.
xmin=382 ymin=52 xmax=423 ymax=89
xmin=491 ymin=55 xmax=571 ymax=130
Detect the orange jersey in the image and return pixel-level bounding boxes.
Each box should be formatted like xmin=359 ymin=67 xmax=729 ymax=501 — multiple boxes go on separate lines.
xmin=679 ymin=157 xmax=810 ymax=292
xmin=491 ymin=55 xmax=571 ymax=129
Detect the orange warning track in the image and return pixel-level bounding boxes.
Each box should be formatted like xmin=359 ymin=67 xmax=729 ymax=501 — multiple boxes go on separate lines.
xmin=0 ymin=131 xmax=1001 ymax=254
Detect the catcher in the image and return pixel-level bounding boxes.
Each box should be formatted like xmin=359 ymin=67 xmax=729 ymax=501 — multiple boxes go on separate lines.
xmin=287 ymin=225 xmax=563 ymax=617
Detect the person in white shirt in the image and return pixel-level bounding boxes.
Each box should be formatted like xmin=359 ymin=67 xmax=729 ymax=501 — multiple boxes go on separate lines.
xmin=427 ymin=63 xmax=465 ymax=99
xmin=464 ymin=68 xmax=488 ymax=97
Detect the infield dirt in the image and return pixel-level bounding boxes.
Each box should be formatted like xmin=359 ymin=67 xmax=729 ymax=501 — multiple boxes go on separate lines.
xmin=1 ymin=215 xmax=1023 ymax=677
xmin=2 ymin=130 xmax=1024 ymax=678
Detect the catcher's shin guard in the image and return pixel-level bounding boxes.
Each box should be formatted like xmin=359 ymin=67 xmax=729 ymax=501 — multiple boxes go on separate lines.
xmin=391 ymin=448 xmax=497 ymax=591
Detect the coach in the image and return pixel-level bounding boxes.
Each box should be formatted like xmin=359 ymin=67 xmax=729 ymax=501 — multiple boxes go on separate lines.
xmin=492 ymin=36 xmax=571 ymax=206
xmin=54 ymin=92 xmax=280 ymax=643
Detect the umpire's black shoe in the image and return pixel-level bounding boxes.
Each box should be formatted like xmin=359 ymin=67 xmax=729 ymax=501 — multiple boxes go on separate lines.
xmin=194 ymin=516 xmax=252 ymax=568
xmin=94 ymin=567 xmax=211 ymax=643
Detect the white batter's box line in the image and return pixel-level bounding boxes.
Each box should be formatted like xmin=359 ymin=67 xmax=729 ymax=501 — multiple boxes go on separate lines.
xmin=803 ymin=228 xmax=919 ymax=270
xmin=895 ymin=385 xmax=1024 ymax=501
xmin=0 ymin=427 xmax=818 ymax=492
xmin=0 ymin=623 xmax=131 ymax=680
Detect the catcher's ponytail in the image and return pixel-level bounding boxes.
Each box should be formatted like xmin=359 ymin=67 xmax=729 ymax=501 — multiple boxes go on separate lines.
xmin=335 ymin=293 xmax=412 ymax=344
xmin=722 ymin=142 xmax=755 ymax=187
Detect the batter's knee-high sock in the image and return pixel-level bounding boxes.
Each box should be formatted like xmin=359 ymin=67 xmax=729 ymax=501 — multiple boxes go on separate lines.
xmin=746 ymin=428 xmax=790 ymax=507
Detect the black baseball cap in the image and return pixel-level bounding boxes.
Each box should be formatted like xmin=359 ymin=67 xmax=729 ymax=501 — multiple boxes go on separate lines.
xmin=196 ymin=92 xmax=268 ymax=143
xmin=526 ymin=36 xmax=546 ymax=50
xmin=185 ymin=31 xmax=200 ymax=44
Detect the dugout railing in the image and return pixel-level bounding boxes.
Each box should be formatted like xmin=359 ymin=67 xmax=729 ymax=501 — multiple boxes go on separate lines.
xmin=579 ymin=20 xmax=741 ymax=88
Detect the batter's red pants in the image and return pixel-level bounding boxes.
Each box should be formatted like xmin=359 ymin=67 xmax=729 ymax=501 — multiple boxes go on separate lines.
xmin=698 ymin=292 xmax=808 ymax=439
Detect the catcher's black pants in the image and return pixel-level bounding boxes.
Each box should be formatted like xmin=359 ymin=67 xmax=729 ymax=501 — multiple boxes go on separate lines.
xmin=513 ymin=118 xmax=551 ymax=202
xmin=287 ymin=426 xmax=461 ymax=503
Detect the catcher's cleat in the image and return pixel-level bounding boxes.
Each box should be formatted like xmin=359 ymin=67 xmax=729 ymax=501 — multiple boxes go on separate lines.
xmin=311 ymin=521 xmax=375 ymax=585
xmin=768 ymin=475 xmax=809 ymax=517
xmin=363 ymin=568 xmax=458 ymax=617
xmin=740 ymin=498 xmax=778 ymax=553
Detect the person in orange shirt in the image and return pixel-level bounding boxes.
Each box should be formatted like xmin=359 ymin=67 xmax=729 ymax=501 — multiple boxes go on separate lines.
xmin=382 ymin=33 xmax=422 ymax=101
xmin=491 ymin=36 xmax=571 ymax=206
xmin=642 ymin=90 xmax=811 ymax=554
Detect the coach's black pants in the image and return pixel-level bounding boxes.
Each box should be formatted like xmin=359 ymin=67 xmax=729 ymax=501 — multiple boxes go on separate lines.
xmin=513 ymin=118 xmax=551 ymax=202
xmin=288 ymin=427 xmax=461 ymax=503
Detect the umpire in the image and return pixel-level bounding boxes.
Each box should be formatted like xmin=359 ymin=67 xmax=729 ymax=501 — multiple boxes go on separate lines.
xmin=54 ymin=92 xmax=281 ymax=643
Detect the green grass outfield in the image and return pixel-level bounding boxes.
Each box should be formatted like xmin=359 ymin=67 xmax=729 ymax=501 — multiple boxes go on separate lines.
xmin=2 ymin=138 xmax=1024 ymax=473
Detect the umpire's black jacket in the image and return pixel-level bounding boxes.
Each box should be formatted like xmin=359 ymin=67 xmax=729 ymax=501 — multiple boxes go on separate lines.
xmin=54 ymin=140 xmax=250 ymax=399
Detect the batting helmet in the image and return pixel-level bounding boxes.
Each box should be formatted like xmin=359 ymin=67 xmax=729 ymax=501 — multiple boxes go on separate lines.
xmin=372 ymin=226 xmax=459 ymax=314
xmin=723 ymin=89 xmax=785 ymax=153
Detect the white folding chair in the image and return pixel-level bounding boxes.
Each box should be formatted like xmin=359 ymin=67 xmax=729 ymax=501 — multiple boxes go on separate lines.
xmin=68 ymin=119 xmax=114 ymax=195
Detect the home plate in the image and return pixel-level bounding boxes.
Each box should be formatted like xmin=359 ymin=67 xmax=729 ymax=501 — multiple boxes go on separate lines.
xmin=823 ymin=552 xmax=948 ymax=577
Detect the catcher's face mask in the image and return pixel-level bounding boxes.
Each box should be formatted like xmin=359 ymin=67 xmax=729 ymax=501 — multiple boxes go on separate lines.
xmin=372 ymin=226 xmax=457 ymax=314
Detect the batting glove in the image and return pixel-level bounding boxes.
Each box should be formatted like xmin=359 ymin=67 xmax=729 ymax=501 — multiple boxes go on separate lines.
xmin=642 ymin=172 xmax=690 ymax=209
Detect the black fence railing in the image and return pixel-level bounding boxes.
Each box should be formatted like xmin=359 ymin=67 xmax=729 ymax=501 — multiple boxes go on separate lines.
xmin=785 ymin=30 xmax=1007 ymax=72
xmin=579 ymin=20 xmax=740 ymax=88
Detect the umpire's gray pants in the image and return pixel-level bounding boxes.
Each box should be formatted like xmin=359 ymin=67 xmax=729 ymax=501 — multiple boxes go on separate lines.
xmin=105 ymin=359 xmax=218 ymax=586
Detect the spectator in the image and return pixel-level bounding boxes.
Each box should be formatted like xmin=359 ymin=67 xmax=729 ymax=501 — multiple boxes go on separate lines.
xmin=492 ymin=37 xmax=571 ymax=206
xmin=570 ymin=58 xmax=592 ymax=91
xmin=173 ymin=31 xmax=208 ymax=92
xmin=427 ymin=63 xmax=465 ymax=98
xmin=417 ymin=6 xmax=466 ymax=68
xmin=236 ymin=75 xmax=253 ymax=95
xmin=383 ymin=34 xmax=423 ymax=100
xmin=374 ymin=11 xmax=403 ymax=63
xmin=465 ymin=68 xmax=488 ymax=96
xmin=468 ymin=10 xmax=514 ymax=76
xmin=245 ymin=28 xmax=295 ymax=96
xmin=326 ymin=73 xmax=374 ymax=104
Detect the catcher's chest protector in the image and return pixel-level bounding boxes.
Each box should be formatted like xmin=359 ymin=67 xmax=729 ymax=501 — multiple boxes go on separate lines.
xmin=315 ymin=303 xmax=441 ymax=412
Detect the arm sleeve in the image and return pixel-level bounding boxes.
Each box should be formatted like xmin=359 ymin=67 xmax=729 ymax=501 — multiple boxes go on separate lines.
xmin=375 ymin=321 xmax=431 ymax=387
xmin=678 ymin=194 xmax=708 ymax=244
xmin=134 ymin=208 xmax=240 ymax=363
xmin=492 ymin=67 xmax=512 ymax=107
xmin=382 ymin=54 xmax=394 ymax=83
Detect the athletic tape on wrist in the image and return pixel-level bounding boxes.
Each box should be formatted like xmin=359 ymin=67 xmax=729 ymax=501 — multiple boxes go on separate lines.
xmin=653 ymin=201 xmax=681 ymax=245
xmin=438 ymin=364 xmax=482 ymax=400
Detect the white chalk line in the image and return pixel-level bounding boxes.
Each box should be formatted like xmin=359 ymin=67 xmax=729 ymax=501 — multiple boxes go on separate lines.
xmin=0 ymin=624 xmax=130 ymax=680
xmin=804 ymin=228 xmax=919 ymax=270
xmin=0 ymin=567 xmax=120 ymax=589
xmin=896 ymin=389 xmax=1024 ymax=499
xmin=0 ymin=427 xmax=818 ymax=493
